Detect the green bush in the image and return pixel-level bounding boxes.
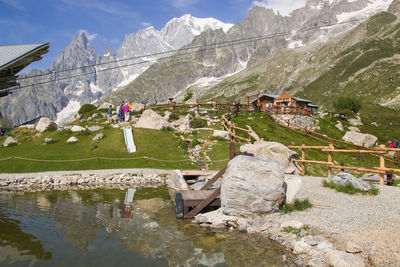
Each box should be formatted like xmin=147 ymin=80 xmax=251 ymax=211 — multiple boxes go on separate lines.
xmin=168 ymin=113 xmax=179 ymax=122
xmin=281 ymin=199 xmax=313 ymax=214
xmin=183 ymin=89 xmax=193 ymax=102
xmin=45 ymin=122 xmax=58 ymax=132
xmin=176 ymin=139 xmax=188 ymax=150
xmin=190 ymin=118 xmax=207 ymax=129
xmin=78 ymin=104 xmax=97 ymax=115
xmin=333 ymin=97 xmax=362 ymax=114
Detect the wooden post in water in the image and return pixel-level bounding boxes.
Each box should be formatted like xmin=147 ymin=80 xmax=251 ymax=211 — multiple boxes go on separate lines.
xmin=379 ymin=144 xmax=386 ymax=185
xmin=328 ymin=143 xmax=334 ymax=176
xmin=301 ymin=144 xmax=306 ymax=176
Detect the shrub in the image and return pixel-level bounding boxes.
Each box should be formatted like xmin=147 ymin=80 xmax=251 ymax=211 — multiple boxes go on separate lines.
xmin=333 ymin=97 xmax=362 ymax=114
xmin=323 ymin=180 xmax=379 ymax=195
xmin=190 ymin=118 xmax=207 ymax=129
xmin=176 ymin=139 xmax=188 ymax=150
xmin=280 ymin=199 xmax=313 ymax=214
xmin=183 ymin=89 xmax=193 ymax=102
xmin=78 ymin=104 xmax=97 ymax=115
xmin=46 ymin=122 xmax=58 ymax=132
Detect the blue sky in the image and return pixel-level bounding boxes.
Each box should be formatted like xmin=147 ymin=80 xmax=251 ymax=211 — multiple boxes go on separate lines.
xmin=0 ymin=0 xmax=306 ymax=71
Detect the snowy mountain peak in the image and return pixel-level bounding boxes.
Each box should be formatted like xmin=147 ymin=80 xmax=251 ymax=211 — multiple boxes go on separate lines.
xmin=160 ymin=14 xmax=234 ymax=49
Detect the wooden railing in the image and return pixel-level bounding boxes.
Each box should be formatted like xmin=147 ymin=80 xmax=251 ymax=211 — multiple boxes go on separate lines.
xmin=221 ymin=114 xmax=259 ymax=144
xmin=289 ymin=144 xmax=400 ymax=185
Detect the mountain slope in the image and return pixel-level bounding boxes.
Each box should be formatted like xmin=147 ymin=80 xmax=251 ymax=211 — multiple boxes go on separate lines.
xmin=103 ymin=0 xmax=393 ymax=105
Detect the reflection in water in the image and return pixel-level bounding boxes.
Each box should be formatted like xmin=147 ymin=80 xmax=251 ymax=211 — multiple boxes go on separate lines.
xmin=0 ymin=187 xmax=287 ymax=266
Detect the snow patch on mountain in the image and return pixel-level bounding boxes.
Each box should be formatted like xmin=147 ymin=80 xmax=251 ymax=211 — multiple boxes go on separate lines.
xmin=56 ymin=101 xmax=81 ymax=126
xmin=336 ymin=0 xmax=392 ymax=23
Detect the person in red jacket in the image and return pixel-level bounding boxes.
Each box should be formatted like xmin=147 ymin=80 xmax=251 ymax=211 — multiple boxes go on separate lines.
xmin=389 ymin=141 xmax=395 ymax=148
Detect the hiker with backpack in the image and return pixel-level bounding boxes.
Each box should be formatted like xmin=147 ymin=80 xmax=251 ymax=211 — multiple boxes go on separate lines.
xmin=394 ymin=138 xmax=399 ymax=148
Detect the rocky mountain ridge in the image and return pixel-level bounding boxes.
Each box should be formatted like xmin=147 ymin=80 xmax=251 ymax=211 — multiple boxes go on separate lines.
xmin=102 ymin=0 xmax=393 ymax=105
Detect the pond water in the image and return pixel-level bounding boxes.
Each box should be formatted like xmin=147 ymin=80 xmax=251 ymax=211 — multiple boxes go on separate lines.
xmin=0 ymin=187 xmax=288 ymax=266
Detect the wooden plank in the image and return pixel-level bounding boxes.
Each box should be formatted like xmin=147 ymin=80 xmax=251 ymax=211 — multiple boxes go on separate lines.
xmin=321 ymin=149 xmax=387 ymax=154
xmin=182 ymin=170 xmax=216 ymax=177
xmin=184 ymin=188 xmax=221 ymax=219
xmin=288 ymin=146 xmax=329 ymax=149
xmin=293 ymin=159 xmax=333 ymax=165
xmin=373 ymin=167 xmax=400 ymax=174
xmin=200 ymin=165 xmax=228 ymax=190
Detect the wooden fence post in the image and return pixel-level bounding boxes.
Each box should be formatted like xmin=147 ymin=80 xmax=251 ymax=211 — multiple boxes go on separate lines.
xmin=196 ymin=99 xmax=200 ymax=112
xmin=328 ymin=143 xmax=334 ymax=176
xmin=229 ymin=141 xmax=235 ymax=159
xmin=379 ymin=144 xmax=386 ymax=185
xmin=172 ymin=103 xmax=176 ymax=112
xmin=301 ymin=144 xmax=306 ymax=176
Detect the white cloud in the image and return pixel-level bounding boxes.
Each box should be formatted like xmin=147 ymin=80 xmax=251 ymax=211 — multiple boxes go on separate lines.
xmin=252 ymin=0 xmax=306 ymax=16
xmin=141 ymin=22 xmax=152 ymax=28
xmin=165 ymin=0 xmax=198 ymax=8
xmin=79 ymin=29 xmax=98 ymax=41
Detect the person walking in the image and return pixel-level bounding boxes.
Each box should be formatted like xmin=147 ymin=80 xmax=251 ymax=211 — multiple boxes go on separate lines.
xmin=116 ymin=103 xmax=121 ymax=122
xmin=119 ymin=102 xmax=125 ymax=122
xmin=394 ymin=138 xmax=398 ymax=148
xmin=123 ymin=102 xmax=130 ymax=121
xmin=107 ymin=105 xmax=113 ymax=123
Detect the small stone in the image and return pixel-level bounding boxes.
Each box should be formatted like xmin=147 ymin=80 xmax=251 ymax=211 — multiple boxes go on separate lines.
xmin=44 ymin=138 xmax=54 ymax=144
xmin=88 ymin=126 xmax=102 ymax=132
xmin=91 ymin=133 xmax=104 ymax=142
xmin=302 ymin=235 xmax=319 ymax=246
xmin=260 ymin=222 xmax=272 ymax=231
xmin=346 ymin=241 xmax=362 ymax=253
xmin=3 ymin=136 xmax=17 ymax=147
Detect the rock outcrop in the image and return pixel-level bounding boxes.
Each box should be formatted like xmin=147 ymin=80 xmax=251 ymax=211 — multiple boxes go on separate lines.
xmin=240 ymin=141 xmax=300 ymax=174
xmin=342 ymin=131 xmax=377 ymax=147
xmin=213 ymin=130 xmax=230 ymax=140
xmin=35 ymin=117 xmax=55 ymax=132
xmin=221 ymin=155 xmax=285 ymax=216
xmin=71 ymin=125 xmax=86 ymax=132
xmin=327 ymin=172 xmax=372 ymax=192
xmin=135 ymin=109 xmax=173 ymax=130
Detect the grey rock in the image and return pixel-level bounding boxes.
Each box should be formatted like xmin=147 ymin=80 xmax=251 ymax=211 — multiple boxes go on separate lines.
xmin=328 ymin=172 xmax=372 ymax=191
xmin=342 ymin=131 xmax=377 ymax=147
xmin=166 ymin=170 xmax=189 ymax=191
xmin=285 ymin=175 xmax=306 ymax=203
xmin=221 ymin=155 xmax=285 ymax=216
xmin=35 ymin=117 xmax=54 ymax=132
xmin=240 ymin=141 xmax=300 ymax=174
xmin=88 ymin=126 xmax=102 ymax=132
xmin=3 ymin=136 xmax=17 ymax=147
xmin=326 ymin=250 xmax=364 ymax=267
xmin=91 ymin=133 xmax=104 ymax=142
xmin=213 ymin=130 xmax=230 ymax=140
xmin=348 ymin=126 xmax=360 ymax=132
xmin=335 ymin=121 xmax=344 ymax=131
xmin=302 ymin=235 xmax=319 ymax=246
xmin=71 ymin=125 xmax=86 ymax=132
xmin=346 ymin=241 xmax=362 ymax=253
xmin=136 ymin=109 xmax=173 ymax=130
xmin=292 ymin=240 xmax=312 ymax=255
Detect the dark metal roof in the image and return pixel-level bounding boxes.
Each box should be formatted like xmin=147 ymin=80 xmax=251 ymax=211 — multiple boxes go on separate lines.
xmin=250 ymin=93 xmax=312 ymax=104
xmin=0 ymin=43 xmax=49 ymax=94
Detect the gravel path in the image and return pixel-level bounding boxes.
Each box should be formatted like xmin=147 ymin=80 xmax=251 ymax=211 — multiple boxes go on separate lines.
xmin=272 ymin=175 xmax=400 ymax=266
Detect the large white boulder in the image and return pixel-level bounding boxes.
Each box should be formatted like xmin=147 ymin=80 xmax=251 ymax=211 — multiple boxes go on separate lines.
xmin=240 ymin=141 xmax=300 ymax=174
xmin=67 ymin=137 xmax=78 ymax=143
xmin=213 ymin=130 xmax=230 ymax=140
xmin=327 ymin=172 xmax=372 ymax=191
xmin=221 ymin=155 xmax=286 ymax=216
xmin=136 ymin=109 xmax=173 ymax=130
xmin=342 ymin=131 xmax=377 ymax=147
xmin=35 ymin=117 xmax=55 ymax=132
xmin=131 ymin=103 xmax=144 ymax=112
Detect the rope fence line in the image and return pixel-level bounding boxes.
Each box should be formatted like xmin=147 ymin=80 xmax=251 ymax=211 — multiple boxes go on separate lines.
xmin=0 ymin=156 xmax=230 ymax=164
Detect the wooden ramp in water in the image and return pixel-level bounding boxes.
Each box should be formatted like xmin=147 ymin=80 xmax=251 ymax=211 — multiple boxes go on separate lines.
xmin=176 ymin=165 xmax=227 ymax=219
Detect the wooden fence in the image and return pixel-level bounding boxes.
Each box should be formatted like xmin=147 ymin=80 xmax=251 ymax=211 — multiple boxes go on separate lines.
xmin=221 ymin=114 xmax=260 ymax=144
xmin=289 ymin=144 xmax=400 ymax=185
